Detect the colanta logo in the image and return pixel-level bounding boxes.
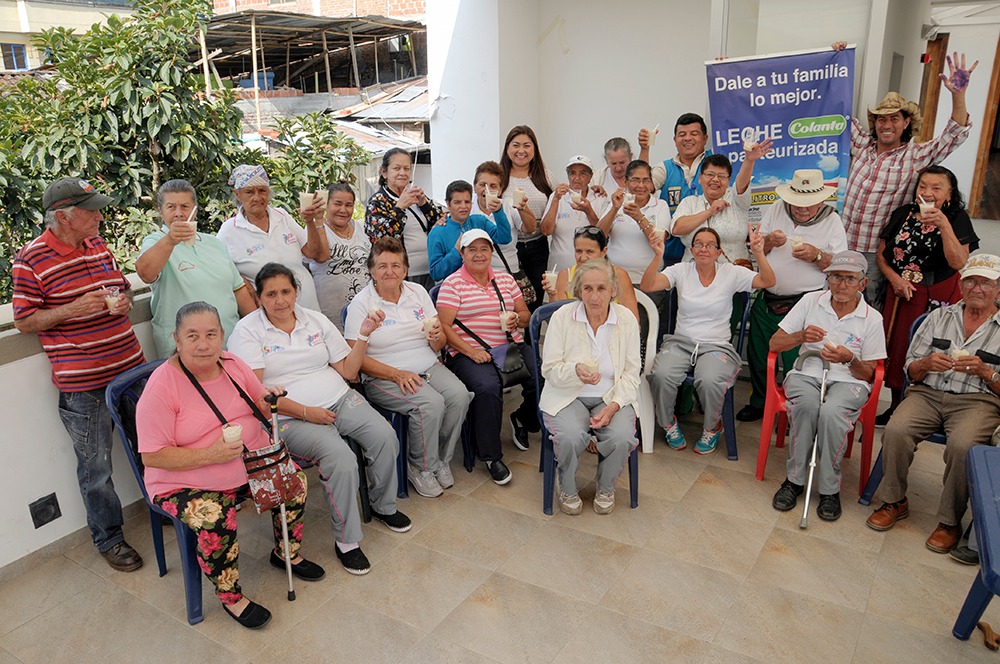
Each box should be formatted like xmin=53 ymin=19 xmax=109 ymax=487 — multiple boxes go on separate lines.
xmin=788 ymin=115 xmax=848 ymax=138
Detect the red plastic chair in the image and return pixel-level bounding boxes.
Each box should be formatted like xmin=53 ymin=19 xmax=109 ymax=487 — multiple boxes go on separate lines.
xmin=754 ymin=351 xmax=884 ymax=495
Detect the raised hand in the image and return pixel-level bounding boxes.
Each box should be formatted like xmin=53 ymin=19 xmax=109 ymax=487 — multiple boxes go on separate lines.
xmin=940 ymin=52 xmax=978 ymax=93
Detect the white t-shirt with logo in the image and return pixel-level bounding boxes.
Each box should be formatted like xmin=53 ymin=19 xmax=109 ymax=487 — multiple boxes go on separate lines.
xmin=344 ymin=282 xmax=440 ymax=374
xmin=307 ymin=220 xmax=372 ymax=330
xmin=662 ymin=261 xmax=757 ymax=343
xmin=542 ymin=193 xmax=610 ymax=272
xmin=606 ymin=197 xmax=672 ymax=283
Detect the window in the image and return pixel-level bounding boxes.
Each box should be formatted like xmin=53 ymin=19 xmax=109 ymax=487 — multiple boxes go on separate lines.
xmin=1 ymin=43 xmax=28 ymax=71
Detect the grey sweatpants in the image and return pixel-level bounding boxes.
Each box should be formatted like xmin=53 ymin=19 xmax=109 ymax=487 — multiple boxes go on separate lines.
xmin=543 ymin=397 xmax=636 ymax=495
xmin=279 ymin=388 xmax=399 ymax=545
xmin=648 ymin=335 xmax=741 ymax=432
xmin=363 ymin=363 xmax=473 ymax=472
xmin=783 ymin=373 xmax=869 ymax=495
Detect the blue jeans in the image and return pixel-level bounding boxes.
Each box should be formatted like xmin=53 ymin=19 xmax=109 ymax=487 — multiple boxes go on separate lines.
xmin=57 ymin=388 xmax=125 ymax=552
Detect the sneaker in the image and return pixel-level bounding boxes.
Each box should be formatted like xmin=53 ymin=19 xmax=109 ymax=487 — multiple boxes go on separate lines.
xmin=817 ymin=493 xmax=842 ymax=521
xmin=100 ymin=541 xmax=143 ymax=573
xmin=772 ymin=479 xmax=803 ymax=511
xmin=594 ymin=489 xmax=615 ymax=514
xmin=370 ymin=509 xmax=412 ymax=533
xmin=694 ymin=428 xmax=722 ymax=455
xmin=435 ymin=463 xmax=455 ymax=490
xmin=664 ymin=417 xmax=686 ymax=450
xmin=949 ymin=544 xmax=980 ymax=565
xmin=736 ymin=404 xmax=764 ymax=422
xmin=335 ymin=546 xmax=371 ymax=575
xmin=486 ymin=459 xmax=512 ymax=485
xmin=559 ymin=491 xmax=582 ymax=515
xmin=509 ymin=412 xmax=530 ymax=451
xmin=408 ymin=464 xmax=444 ymax=498
xmin=874 ymin=409 xmax=894 ymax=428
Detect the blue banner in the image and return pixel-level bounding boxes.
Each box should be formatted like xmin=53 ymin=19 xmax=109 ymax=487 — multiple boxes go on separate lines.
xmin=705 ymin=47 xmax=855 ymax=223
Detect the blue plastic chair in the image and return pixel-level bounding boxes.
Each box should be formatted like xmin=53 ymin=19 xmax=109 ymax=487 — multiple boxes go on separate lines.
xmin=105 ymin=360 xmax=206 ymax=625
xmin=859 ymin=312 xmax=947 ymax=505
xmin=529 ymin=301 xmax=640 ymax=515
xmin=953 ymin=445 xmax=1000 ymax=640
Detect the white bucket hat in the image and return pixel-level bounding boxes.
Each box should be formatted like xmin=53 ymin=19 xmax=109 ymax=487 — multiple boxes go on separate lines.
xmin=775 ymin=169 xmax=836 ymax=207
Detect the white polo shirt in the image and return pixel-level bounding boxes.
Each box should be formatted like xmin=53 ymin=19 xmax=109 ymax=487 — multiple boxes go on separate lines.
xmin=673 ymin=187 xmax=752 ymax=264
xmin=228 ymin=306 xmax=351 ymax=418
xmin=344 ymin=282 xmax=440 ymax=374
xmin=542 ymin=193 xmax=610 ymax=272
xmin=759 ymin=204 xmax=848 ymax=296
xmin=217 ymin=206 xmax=321 ymax=310
xmin=606 ymin=196 xmax=672 ymax=283
xmin=779 ymin=290 xmax=886 ymax=387
xmin=662 ymin=261 xmax=756 ymax=344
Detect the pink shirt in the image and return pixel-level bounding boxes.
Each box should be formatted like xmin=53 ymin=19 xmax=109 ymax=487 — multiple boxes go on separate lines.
xmin=437 ymin=265 xmax=524 ymax=356
xmin=137 ymin=352 xmax=270 ymax=499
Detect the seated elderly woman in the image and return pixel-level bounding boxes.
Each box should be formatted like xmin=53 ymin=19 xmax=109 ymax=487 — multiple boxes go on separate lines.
xmin=544 ymin=225 xmax=639 ymax=323
xmin=137 ymin=301 xmax=325 ymax=630
xmin=228 ymin=263 xmax=410 ymax=577
xmin=641 ymin=226 xmax=774 ymax=454
xmin=217 ymin=164 xmax=330 ymax=311
xmin=345 ymin=237 xmax=473 ymax=498
xmin=437 ymin=229 xmax=538 ymax=485
xmin=136 ymin=179 xmax=257 ymax=358
xmin=540 ymin=260 xmax=641 ymax=515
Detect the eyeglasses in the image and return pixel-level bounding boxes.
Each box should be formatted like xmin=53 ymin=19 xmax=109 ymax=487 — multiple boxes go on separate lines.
xmin=575 ymin=226 xmax=606 ymax=239
xmin=963 ymin=278 xmax=999 ymax=292
xmin=627 ymin=178 xmax=653 ymax=186
xmin=692 ymin=242 xmax=718 ymax=250
xmin=827 ymin=274 xmax=862 ymax=286
xmin=701 ymin=172 xmax=729 ymax=182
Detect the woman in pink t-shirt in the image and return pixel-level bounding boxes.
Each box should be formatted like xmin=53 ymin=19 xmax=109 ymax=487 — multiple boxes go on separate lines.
xmin=137 ymin=301 xmax=324 ymax=629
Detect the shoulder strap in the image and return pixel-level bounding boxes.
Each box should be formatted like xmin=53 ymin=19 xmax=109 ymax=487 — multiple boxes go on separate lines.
xmin=453 ymin=318 xmax=492 ymax=351
xmin=492 ymin=241 xmax=514 ymax=274
xmin=178 ymin=358 xmax=272 ymax=435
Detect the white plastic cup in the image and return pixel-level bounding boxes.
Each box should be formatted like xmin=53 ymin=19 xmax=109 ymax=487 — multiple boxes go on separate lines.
xmin=368 ymin=303 xmax=382 ymax=316
xmin=315 ymin=189 xmax=329 ymax=206
xmin=622 ymin=192 xmax=636 ymax=207
xmin=422 ymin=316 xmax=438 ymax=339
xmin=180 ymin=220 xmax=197 ymax=246
xmin=792 ymin=235 xmax=804 ymax=247
xmin=647 ymin=123 xmax=659 ymax=146
xmin=951 ymin=348 xmax=971 ymax=359
xmin=223 ymin=423 xmax=243 ymax=444
xmin=484 ymin=191 xmax=500 ymax=206
xmin=570 ymin=189 xmax=583 ymax=204
xmin=582 ymin=359 xmax=600 ymax=373
xmin=650 ymin=228 xmax=666 ymax=242
xmin=500 ymin=311 xmax=517 ymax=330
xmin=513 ymin=189 xmax=527 ymax=206
xmin=919 ymin=202 xmax=935 ymax=216
xmin=104 ymin=286 xmax=120 ymax=311
xmin=298 ymin=192 xmax=315 ymax=211
xmin=543 ymin=270 xmax=558 ymax=292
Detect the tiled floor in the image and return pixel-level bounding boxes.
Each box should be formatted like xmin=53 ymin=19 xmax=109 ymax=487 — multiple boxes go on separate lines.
xmin=1 ymin=382 xmax=997 ymax=663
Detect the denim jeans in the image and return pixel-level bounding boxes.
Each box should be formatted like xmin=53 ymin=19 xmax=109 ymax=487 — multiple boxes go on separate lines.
xmin=57 ymin=388 xmax=125 ymax=552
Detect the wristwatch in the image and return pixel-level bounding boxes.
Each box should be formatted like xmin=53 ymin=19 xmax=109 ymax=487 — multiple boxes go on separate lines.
xmin=989 ymin=371 xmax=1000 ymax=385
xmin=813 ymin=251 xmax=823 ymax=263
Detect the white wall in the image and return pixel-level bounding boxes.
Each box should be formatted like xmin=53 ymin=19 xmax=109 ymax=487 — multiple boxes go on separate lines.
xmin=497 ymin=0 xmax=542 ymax=144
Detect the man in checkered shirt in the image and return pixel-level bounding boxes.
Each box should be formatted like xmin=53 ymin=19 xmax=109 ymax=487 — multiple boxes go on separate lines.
xmin=833 ymin=44 xmax=977 ymax=304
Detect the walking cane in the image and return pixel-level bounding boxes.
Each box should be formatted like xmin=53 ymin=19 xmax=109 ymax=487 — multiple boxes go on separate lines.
xmin=264 ymin=390 xmax=296 ymax=601
xmin=794 ymin=350 xmax=830 ymax=529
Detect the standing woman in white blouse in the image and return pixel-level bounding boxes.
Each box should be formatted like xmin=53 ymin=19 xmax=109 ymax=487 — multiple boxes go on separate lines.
xmin=500 ymin=125 xmax=554 ymax=311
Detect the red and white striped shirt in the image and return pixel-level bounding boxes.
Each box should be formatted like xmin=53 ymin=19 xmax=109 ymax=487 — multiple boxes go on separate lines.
xmin=842 ymin=117 xmax=969 ymax=253
xmin=13 ymin=230 xmax=144 ymax=392
xmin=436 ymin=265 xmax=524 ymax=355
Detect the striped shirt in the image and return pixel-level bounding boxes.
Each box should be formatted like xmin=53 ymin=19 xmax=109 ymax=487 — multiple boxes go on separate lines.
xmin=12 ymin=229 xmax=144 ymax=392
xmin=436 ymin=265 xmax=524 ymax=355
xmin=842 ymin=117 xmax=969 ymax=253
xmin=905 ymin=302 xmax=1000 ymax=395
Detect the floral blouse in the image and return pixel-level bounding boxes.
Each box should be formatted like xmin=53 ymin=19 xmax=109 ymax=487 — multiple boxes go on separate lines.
xmin=364 ymin=184 xmax=445 ymax=241
xmin=879 ymin=203 xmax=978 ymax=286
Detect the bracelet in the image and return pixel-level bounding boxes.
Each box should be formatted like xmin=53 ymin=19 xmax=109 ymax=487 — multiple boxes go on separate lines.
xmin=302 ymin=404 xmax=308 ymax=420
xmin=357 ymin=333 xmax=369 ymax=342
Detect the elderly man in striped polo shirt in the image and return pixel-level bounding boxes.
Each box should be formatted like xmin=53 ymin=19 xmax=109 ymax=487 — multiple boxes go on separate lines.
xmin=13 ymin=178 xmax=145 ymax=572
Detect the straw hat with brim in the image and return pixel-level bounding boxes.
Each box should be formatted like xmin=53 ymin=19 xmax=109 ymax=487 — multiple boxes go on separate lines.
xmin=775 ymin=169 xmax=837 ymax=207
xmin=867 ymin=92 xmax=922 ymax=133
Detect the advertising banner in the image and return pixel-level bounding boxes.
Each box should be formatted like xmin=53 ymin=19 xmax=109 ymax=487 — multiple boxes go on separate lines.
xmin=705 ymin=47 xmax=855 ymax=223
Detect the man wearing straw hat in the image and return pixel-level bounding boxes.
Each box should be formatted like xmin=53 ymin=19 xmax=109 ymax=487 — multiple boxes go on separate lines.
xmin=833 ymin=43 xmax=977 ymax=304
xmin=737 ymin=169 xmax=848 ymax=422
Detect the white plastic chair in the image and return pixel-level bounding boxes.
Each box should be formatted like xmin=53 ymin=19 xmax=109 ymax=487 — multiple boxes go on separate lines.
xmin=634 ymin=290 xmax=660 ymax=453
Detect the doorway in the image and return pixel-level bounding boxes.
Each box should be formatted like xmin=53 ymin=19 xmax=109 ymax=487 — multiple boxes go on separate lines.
xmin=969 ymin=31 xmax=1000 ymax=220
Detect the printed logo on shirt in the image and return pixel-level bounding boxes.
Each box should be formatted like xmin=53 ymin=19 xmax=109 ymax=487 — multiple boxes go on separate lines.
xmin=246 ymin=242 xmax=266 ymax=256
xmin=667 ymin=187 xmax=682 ymax=208
xmin=282 ymin=233 xmax=299 ymax=245
xmin=306 ymin=333 xmax=322 ymax=347
xmin=843 ymin=333 xmax=863 ymax=352
xmin=414 ymin=307 xmax=427 ymax=321
xmin=262 ymin=344 xmax=286 ymax=354
xmin=177 ymin=260 xmax=196 ymax=272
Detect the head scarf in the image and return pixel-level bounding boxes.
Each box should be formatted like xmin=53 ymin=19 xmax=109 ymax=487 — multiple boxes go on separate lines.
xmin=228 ymin=164 xmax=270 ymax=190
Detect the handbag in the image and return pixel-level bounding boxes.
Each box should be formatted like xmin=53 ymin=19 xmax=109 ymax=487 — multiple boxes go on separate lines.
xmin=453 ymin=281 xmax=531 ymax=388
xmin=179 ymin=358 xmax=304 ymax=513
xmin=493 ymin=240 xmax=536 ymax=306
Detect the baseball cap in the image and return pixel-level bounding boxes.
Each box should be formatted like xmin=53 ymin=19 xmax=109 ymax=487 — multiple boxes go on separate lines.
xmin=823 ymin=250 xmax=867 ymax=274
xmin=565 ymin=155 xmax=593 ymax=172
xmin=43 ymin=177 xmax=114 ymax=211
xmin=960 ymin=253 xmax=1000 ymax=281
xmin=460 ymin=229 xmax=493 ymax=249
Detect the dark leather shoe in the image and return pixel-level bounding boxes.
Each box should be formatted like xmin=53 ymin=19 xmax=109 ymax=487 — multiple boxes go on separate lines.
xmin=223 ymin=600 xmax=271 ymax=629
xmin=926 ymin=523 xmax=961 ymax=553
xmin=949 ymin=544 xmax=980 ymax=565
xmin=100 ymin=541 xmax=143 ymax=572
xmin=270 ymin=551 xmax=325 ymax=581
xmin=866 ymin=498 xmax=909 ymax=531
xmin=817 ymin=493 xmax=842 ymax=521
xmin=736 ymin=404 xmax=764 ymax=422
xmin=772 ymin=479 xmax=803 ymax=511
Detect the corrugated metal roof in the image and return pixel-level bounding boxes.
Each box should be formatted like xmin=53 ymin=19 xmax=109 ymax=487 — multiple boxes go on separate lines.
xmin=329 ymin=76 xmax=429 ymax=122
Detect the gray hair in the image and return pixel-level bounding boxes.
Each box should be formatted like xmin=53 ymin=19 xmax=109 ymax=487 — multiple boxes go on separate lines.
xmin=157 ymin=179 xmax=197 ymax=208
xmin=43 ymin=209 xmax=60 ymax=229
xmin=174 ymin=301 xmax=221 ymax=335
xmin=570 ymin=259 xmax=619 ymax=301
xmin=603 ymin=137 xmax=633 ymax=159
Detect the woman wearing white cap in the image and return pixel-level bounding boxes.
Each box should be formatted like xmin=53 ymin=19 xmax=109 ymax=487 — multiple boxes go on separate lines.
xmin=540 ymin=155 xmax=608 ymax=274
xmin=217 ymin=164 xmax=329 ymax=311
xmin=436 ymin=229 xmax=537 ymax=485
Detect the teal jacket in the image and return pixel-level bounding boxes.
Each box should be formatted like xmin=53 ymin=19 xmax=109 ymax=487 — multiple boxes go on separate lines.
xmin=427 ymin=208 xmax=511 ymax=282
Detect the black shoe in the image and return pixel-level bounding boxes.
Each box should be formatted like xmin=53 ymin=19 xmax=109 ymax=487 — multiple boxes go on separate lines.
xmin=335 ymin=546 xmax=371 ymax=575
xmin=486 ymin=459 xmax=512 ymax=485
xmin=100 ymin=541 xmax=144 ymax=573
xmin=772 ymin=479 xmax=803 ymax=511
xmin=817 ymin=493 xmax=842 ymax=521
xmin=736 ymin=404 xmax=764 ymax=422
xmin=509 ymin=412 xmax=529 ymax=451
xmin=223 ymin=600 xmax=272 ymax=629
xmin=874 ymin=409 xmax=893 ymax=428
xmin=269 ymin=550 xmax=325 ymax=581
xmin=370 ymin=509 xmax=412 ymax=533
xmin=949 ymin=545 xmax=980 ymax=566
